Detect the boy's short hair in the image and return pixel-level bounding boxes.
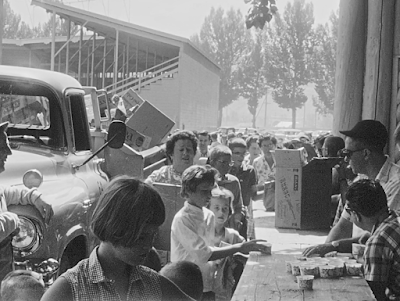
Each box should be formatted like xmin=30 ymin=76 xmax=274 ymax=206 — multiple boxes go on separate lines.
xmin=345 ymin=179 xmax=387 ymax=217
xmin=91 ymin=176 xmax=165 ymax=248
xmin=1 ymin=270 xmax=45 ymax=301
xmin=209 ymin=145 xmax=232 ymax=162
xmin=160 ymin=261 xmax=203 ymax=301
xmin=258 ymin=135 xmax=277 ymax=147
xmin=197 ymin=130 xmax=210 ymax=139
xmin=181 ymin=165 xmax=219 ymax=198
xmin=228 ymin=138 xmax=247 ymax=150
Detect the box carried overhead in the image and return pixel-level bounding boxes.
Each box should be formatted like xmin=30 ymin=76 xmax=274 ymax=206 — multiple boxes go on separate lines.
xmin=125 ymin=91 xmax=175 ymax=149
xmin=274 ymin=148 xmax=338 ymax=230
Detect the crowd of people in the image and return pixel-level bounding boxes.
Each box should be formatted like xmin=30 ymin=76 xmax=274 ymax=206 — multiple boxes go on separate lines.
xmin=3 ymin=120 xmax=400 ymax=300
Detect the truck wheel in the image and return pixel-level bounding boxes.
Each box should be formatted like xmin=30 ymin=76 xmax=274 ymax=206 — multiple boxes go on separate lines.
xmin=58 ymin=238 xmax=86 ymax=276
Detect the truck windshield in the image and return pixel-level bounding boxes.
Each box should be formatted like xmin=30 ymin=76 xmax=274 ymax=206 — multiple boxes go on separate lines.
xmin=0 ymin=94 xmax=50 ymax=129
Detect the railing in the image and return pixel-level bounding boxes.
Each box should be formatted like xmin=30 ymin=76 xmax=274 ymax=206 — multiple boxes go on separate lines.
xmin=105 ymin=56 xmax=179 ymax=95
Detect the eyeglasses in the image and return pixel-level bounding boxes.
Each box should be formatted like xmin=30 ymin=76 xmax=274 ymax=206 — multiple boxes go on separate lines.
xmin=339 ymin=148 xmax=364 ymax=159
xmin=344 ymin=204 xmax=356 ymax=216
xmin=216 ymin=160 xmax=234 ymax=167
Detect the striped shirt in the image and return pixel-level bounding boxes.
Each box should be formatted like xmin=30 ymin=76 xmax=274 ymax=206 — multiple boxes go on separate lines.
xmin=61 ymin=247 xmax=162 ymax=301
xmin=364 ymin=211 xmax=400 ymax=298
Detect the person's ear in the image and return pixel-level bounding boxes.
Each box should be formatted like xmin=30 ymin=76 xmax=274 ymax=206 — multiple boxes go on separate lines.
xmin=363 ymin=148 xmax=371 ymax=160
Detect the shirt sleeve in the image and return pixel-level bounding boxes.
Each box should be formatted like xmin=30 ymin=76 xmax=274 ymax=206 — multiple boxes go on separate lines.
xmin=0 ymin=212 xmax=19 ymax=242
xmin=171 ymin=215 xmax=214 ymax=263
xmin=232 ymin=181 xmax=244 ymax=215
xmin=144 ymin=169 xmax=161 ymax=185
xmin=3 ymin=186 xmax=42 ymax=206
xmin=364 ymin=234 xmax=392 ymax=282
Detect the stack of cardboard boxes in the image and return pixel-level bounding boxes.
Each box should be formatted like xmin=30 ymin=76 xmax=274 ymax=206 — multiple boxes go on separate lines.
xmin=120 ymin=88 xmax=175 ymax=151
xmin=275 ymin=148 xmax=336 ymax=230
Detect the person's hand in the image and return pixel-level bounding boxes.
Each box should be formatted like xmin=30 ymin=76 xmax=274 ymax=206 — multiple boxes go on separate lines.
xmin=358 ymin=232 xmax=371 ymax=245
xmin=233 ymin=212 xmax=243 ymax=224
xmin=302 ymin=243 xmax=336 ymax=257
xmin=1 ymin=212 xmax=20 ymax=234
xmin=33 ymin=197 xmax=54 ymax=224
xmin=240 ymin=239 xmax=269 ymax=254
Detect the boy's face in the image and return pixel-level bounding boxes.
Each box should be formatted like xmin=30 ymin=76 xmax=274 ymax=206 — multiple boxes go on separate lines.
xmin=209 ymin=197 xmax=230 ymax=226
xmin=231 ymin=147 xmax=246 ymax=168
xmin=213 ymin=154 xmax=232 ymax=176
xmin=187 ymin=181 xmax=215 ymax=208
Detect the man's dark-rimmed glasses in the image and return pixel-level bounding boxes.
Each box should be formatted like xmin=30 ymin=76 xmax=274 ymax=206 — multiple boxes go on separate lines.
xmin=339 ymin=148 xmax=364 ymax=159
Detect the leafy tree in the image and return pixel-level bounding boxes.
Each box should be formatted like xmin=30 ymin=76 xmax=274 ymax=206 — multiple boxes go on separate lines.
xmin=245 ymin=0 xmax=278 ymax=30
xmin=264 ymin=0 xmax=315 ymax=128
xmin=311 ymin=11 xmax=338 ymax=115
xmin=2 ymin=0 xmax=35 ymax=38
xmin=191 ymin=7 xmax=252 ymax=126
xmin=238 ymin=30 xmax=268 ymax=128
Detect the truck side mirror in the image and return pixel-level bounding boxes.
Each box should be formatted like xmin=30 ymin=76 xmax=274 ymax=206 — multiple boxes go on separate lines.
xmin=74 ymin=120 xmax=127 ymax=169
xmin=107 ymin=120 xmax=126 ymax=149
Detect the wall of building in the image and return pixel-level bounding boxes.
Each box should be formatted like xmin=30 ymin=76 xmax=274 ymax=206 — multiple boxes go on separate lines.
xmin=138 ymin=74 xmax=181 ymax=127
xmin=178 ymin=44 xmax=219 ymax=131
xmin=3 ymin=46 xmax=42 ymax=68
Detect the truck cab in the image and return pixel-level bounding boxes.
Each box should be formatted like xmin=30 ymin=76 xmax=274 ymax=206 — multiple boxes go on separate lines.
xmin=0 ymin=66 xmax=124 ymax=282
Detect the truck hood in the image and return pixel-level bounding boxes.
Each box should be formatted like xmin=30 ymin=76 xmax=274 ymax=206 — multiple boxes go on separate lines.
xmin=0 ymin=148 xmax=59 ymax=187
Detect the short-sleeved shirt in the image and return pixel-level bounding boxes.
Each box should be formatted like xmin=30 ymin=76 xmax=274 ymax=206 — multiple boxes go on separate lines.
xmin=253 ymin=155 xmax=276 ymax=185
xmin=171 ymin=201 xmax=217 ymax=292
xmin=230 ymin=162 xmax=257 ymax=207
xmin=218 ymin=174 xmax=245 ymax=215
xmin=364 ymin=211 xmax=400 ymax=297
xmin=145 ymin=165 xmax=182 ymax=186
xmin=338 ymin=157 xmax=400 ymax=235
xmin=61 ymin=247 xmax=162 ymax=301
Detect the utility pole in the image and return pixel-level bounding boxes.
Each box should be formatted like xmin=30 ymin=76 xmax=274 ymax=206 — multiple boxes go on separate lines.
xmin=0 ymin=0 xmax=3 ymax=65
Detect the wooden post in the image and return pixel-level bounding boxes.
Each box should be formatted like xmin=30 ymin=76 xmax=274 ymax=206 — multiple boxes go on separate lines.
xmin=50 ymin=11 xmax=56 ymax=71
xmin=332 ymin=0 xmax=367 ymax=135
xmin=363 ymin=0 xmax=395 ymax=130
xmin=0 ymin=0 xmax=3 ymax=65
xmin=389 ymin=1 xmax=400 ymax=158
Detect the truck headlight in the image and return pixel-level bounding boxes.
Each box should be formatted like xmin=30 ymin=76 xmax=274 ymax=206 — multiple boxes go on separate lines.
xmin=12 ymin=216 xmax=43 ymax=256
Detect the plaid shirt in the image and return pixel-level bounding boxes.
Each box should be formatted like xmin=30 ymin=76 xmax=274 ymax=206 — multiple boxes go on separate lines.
xmin=61 ymin=247 xmax=162 ymax=301
xmin=364 ymin=211 xmax=400 ymax=297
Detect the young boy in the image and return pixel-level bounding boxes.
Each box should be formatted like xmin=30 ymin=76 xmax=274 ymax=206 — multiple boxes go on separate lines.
xmin=208 ymin=187 xmax=245 ymax=301
xmin=1 ymin=270 xmax=45 ymax=301
xmin=171 ymin=165 xmax=269 ymax=300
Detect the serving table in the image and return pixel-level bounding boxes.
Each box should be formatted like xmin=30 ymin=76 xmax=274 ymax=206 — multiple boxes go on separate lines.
xmin=232 ymin=252 xmax=376 ymax=300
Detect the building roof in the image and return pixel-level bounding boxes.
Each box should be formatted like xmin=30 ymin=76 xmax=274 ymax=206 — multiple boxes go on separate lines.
xmin=31 ymin=0 xmax=219 ymax=69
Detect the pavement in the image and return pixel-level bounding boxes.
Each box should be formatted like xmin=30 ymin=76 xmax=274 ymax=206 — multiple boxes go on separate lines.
xmin=252 ymin=199 xmax=329 ymax=255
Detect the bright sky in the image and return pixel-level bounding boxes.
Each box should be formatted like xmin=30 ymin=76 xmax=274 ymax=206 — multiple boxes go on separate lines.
xmin=10 ymin=0 xmax=340 ymax=39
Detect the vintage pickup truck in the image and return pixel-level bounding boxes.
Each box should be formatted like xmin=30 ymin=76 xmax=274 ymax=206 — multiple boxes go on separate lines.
xmin=0 ymin=66 xmax=167 ymax=283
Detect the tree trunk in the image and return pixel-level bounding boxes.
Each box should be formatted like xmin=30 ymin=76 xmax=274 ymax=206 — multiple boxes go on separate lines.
xmin=252 ymin=112 xmax=256 ymax=128
xmin=292 ymin=108 xmax=297 ymax=129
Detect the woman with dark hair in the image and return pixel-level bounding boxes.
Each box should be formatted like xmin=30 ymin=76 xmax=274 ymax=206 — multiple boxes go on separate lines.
xmin=145 ymin=130 xmax=198 ymax=185
xmin=41 ymin=176 xmax=194 ymax=301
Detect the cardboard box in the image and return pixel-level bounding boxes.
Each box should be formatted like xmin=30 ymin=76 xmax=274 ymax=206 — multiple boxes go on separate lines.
xmin=275 ymin=148 xmax=334 ymax=230
xmin=125 ymin=127 xmax=152 ymax=151
xmin=121 ymin=88 xmax=144 ymax=110
xmin=125 ymin=100 xmax=175 ymax=148
xmin=152 ymin=183 xmax=185 ymax=251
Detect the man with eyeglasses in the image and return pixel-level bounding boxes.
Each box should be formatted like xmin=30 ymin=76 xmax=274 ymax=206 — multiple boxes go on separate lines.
xmin=303 ymin=120 xmax=400 ymax=257
xmin=344 ymin=179 xmax=400 ymax=301
xmin=209 ymin=145 xmax=246 ymax=238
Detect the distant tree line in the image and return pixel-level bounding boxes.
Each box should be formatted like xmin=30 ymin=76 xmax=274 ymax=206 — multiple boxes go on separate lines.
xmin=2 ymin=0 xmax=75 ymax=39
xmin=191 ymin=0 xmax=338 ymax=128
